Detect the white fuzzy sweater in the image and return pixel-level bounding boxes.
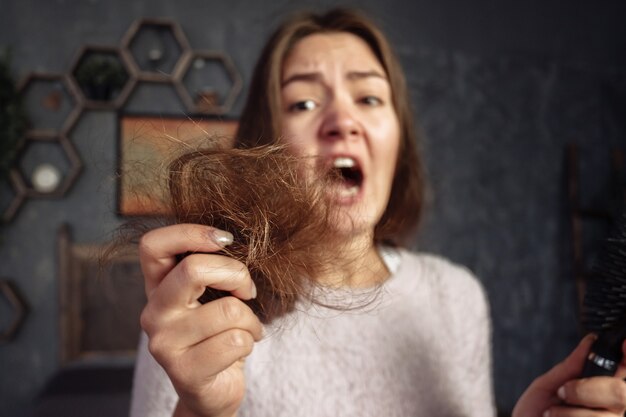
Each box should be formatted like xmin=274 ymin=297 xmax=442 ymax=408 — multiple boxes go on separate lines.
xmin=130 ymin=249 xmax=495 ymax=417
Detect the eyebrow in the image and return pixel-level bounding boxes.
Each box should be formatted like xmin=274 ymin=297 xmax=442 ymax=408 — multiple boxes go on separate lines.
xmin=281 ymin=70 xmax=387 ymax=88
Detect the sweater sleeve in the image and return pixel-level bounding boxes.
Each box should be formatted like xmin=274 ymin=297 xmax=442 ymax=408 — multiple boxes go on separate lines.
xmin=129 ymin=332 xmax=178 ymax=417
xmin=458 ymin=271 xmax=495 ymax=417
xmin=408 ymin=253 xmax=496 ymax=417
xmin=443 ymin=262 xmax=496 ymax=417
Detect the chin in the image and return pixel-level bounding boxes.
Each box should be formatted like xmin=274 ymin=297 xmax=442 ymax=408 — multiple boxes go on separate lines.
xmin=329 ymin=208 xmax=378 ymax=244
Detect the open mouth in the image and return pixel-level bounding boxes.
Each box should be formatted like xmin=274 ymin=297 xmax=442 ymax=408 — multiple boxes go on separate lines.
xmin=327 ymin=156 xmax=363 ymax=199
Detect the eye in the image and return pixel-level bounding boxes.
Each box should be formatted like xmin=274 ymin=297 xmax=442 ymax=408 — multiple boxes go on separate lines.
xmin=359 ymin=96 xmax=383 ymax=106
xmin=288 ymin=99 xmax=317 ymax=112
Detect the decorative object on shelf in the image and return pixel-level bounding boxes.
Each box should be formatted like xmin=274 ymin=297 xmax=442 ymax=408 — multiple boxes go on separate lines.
xmin=117 ymin=113 xmax=237 ymax=216
xmin=75 ymin=54 xmax=126 ymax=100
xmin=17 ymin=73 xmax=81 ymax=136
xmin=0 ymin=279 xmax=28 ymax=342
xmin=41 ymin=87 xmax=63 ymax=111
xmin=121 ymin=18 xmax=191 ymax=82
xmin=176 ymin=51 xmax=242 ymax=115
xmin=31 ymin=163 xmax=62 ymax=193
xmin=0 ymin=50 xmax=28 ymax=223
xmin=69 ymin=45 xmax=135 ymax=110
xmin=12 ymin=134 xmax=83 ymax=199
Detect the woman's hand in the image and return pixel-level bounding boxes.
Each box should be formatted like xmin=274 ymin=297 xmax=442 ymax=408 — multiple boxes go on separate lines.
xmin=138 ymin=224 xmax=263 ymax=417
xmin=513 ymin=334 xmax=626 ymax=417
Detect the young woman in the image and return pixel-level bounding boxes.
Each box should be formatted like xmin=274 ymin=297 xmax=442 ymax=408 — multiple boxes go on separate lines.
xmin=130 ymin=8 xmax=626 ymax=417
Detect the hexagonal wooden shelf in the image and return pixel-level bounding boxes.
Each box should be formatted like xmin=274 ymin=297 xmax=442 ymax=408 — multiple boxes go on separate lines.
xmin=121 ymin=18 xmax=191 ymax=82
xmin=12 ymin=134 xmax=83 ymax=198
xmin=17 ymin=73 xmax=81 ymax=137
xmin=1 ymin=171 xmax=27 ymax=223
xmin=69 ymin=45 xmax=136 ymax=110
xmin=175 ymin=50 xmax=242 ymax=115
xmin=0 ymin=280 xmax=28 ymax=342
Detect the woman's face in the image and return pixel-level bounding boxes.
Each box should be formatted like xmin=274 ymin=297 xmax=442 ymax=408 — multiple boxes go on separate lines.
xmin=280 ymin=32 xmax=400 ymax=239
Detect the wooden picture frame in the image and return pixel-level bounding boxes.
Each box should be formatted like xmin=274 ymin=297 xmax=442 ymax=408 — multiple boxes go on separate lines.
xmin=117 ymin=113 xmax=237 ymax=216
xmin=58 ymin=223 xmax=145 ymax=363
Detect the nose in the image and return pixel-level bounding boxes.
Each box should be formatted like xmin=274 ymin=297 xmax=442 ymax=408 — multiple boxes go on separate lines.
xmin=319 ymin=98 xmax=362 ymax=142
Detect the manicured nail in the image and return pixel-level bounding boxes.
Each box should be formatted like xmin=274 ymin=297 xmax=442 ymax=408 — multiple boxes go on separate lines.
xmin=211 ymin=229 xmax=233 ymax=246
xmin=250 ymin=280 xmax=257 ymax=299
xmin=557 ymin=385 xmax=566 ymax=400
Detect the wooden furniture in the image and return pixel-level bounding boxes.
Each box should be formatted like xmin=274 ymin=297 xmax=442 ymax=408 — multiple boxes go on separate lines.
xmin=57 ymin=223 xmax=145 ymax=364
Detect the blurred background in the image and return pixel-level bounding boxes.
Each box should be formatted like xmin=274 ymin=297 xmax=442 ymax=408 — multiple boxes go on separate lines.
xmin=1 ymin=0 xmax=625 ymax=416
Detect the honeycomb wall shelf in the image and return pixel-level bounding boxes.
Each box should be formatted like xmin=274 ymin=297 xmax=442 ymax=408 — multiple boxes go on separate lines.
xmin=175 ymin=50 xmax=242 ymax=115
xmin=12 ymin=134 xmax=83 ymax=199
xmin=8 ymin=17 xmax=242 ymax=223
xmin=121 ymin=18 xmax=191 ymax=82
xmin=69 ymin=45 xmax=136 ymax=110
xmin=1 ymin=171 xmax=27 ymax=223
xmin=0 ymin=280 xmax=28 ymax=342
xmin=17 ymin=73 xmax=81 ymax=137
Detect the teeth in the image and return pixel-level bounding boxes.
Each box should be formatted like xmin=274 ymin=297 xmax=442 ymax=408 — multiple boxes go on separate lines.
xmin=338 ymin=185 xmax=359 ymax=197
xmin=333 ymin=157 xmax=356 ymax=169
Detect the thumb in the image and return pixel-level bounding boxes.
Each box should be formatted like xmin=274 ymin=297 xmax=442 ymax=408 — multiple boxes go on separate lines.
xmin=512 ymin=334 xmax=598 ymax=417
xmin=533 ymin=333 xmax=596 ymax=391
xmin=613 ymin=339 xmax=626 ymax=378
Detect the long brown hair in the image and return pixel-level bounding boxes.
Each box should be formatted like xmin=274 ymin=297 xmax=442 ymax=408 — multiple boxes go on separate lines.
xmin=236 ymin=8 xmax=425 ymax=246
xmin=108 ymin=8 xmax=425 ymax=324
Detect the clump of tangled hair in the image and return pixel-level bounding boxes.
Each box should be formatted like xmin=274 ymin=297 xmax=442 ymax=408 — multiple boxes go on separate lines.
xmin=105 ymin=140 xmax=384 ymax=325
xmin=166 ymin=143 xmax=354 ymax=323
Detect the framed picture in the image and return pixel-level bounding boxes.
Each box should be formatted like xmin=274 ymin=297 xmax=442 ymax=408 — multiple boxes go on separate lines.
xmin=117 ymin=114 xmax=237 ymax=216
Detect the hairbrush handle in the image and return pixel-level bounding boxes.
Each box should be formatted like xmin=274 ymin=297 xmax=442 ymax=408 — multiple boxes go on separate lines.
xmin=581 ymin=332 xmax=623 ymax=377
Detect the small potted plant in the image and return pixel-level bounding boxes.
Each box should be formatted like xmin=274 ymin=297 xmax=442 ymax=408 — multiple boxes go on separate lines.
xmin=74 ymin=53 xmax=128 ymax=101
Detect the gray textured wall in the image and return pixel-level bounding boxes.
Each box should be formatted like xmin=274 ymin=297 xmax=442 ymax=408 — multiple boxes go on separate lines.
xmin=1 ymin=0 xmax=625 ymax=415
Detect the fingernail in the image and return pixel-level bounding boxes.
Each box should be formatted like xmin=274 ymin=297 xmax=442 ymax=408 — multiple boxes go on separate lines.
xmin=250 ymin=280 xmax=257 ymax=299
xmin=211 ymin=229 xmax=233 ymax=246
xmin=543 ymin=410 xmax=550 ymax=417
xmin=557 ymin=385 xmax=566 ymax=400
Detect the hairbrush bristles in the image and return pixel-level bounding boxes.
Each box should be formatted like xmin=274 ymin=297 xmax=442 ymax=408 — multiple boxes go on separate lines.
xmin=581 ymin=212 xmax=626 ymax=376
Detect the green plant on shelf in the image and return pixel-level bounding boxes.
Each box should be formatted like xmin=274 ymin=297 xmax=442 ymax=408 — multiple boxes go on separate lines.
xmin=74 ymin=53 xmax=128 ymax=101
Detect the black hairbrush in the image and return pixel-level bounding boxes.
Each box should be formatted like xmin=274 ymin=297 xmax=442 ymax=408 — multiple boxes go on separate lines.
xmin=581 ymin=212 xmax=626 ymax=376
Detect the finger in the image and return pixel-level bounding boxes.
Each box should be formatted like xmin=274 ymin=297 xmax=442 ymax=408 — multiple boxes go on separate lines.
xmin=139 ymin=224 xmax=234 ymax=294
xmin=560 ymin=377 xmax=626 ymax=413
xmin=143 ymin=296 xmax=264 ymax=347
xmin=174 ymin=359 xmax=247 ymax=417
xmin=150 ymin=254 xmax=255 ymax=309
xmin=545 ymin=405 xmax=617 ymax=417
xmin=533 ymin=334 xmax=598 ymax=392
xmin=170 ymin=329 xmax=255 ymax=389
xmin=614 ymin=340 xmax=626 ymax=379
